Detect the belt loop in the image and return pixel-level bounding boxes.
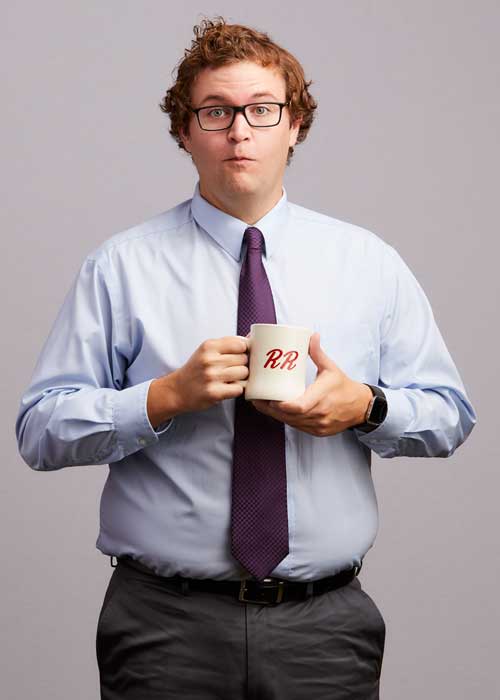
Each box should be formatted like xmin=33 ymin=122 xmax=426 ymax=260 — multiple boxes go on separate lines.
xmin=305 ymin=582 xmax=314 ymax=598
xmin=181 ymin=579 xmax=190 ymax=596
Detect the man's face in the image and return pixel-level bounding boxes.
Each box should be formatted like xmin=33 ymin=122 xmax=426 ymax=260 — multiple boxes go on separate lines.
xmin=180 ymin=60 xmax=302 ymax=208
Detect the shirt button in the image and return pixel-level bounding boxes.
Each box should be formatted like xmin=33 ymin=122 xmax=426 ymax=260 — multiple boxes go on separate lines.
xmin=138 ymin=437 xmax=146 ymax=446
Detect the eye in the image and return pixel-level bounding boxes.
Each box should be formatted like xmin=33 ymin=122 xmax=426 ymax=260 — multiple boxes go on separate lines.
xmin=254 ymin=105 xmax=270 ymax=115
xmin=208 ymin=107 xmax=229 ymax=118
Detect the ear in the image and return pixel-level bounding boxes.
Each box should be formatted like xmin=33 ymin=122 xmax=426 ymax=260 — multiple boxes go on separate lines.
xmin=288 ymin=115 xmax=303 ymax=148
xmin=179 ymin=127 xmax=192 ymax=153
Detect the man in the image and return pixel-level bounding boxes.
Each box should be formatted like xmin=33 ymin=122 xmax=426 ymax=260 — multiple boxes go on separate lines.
xmin=15 ymin=17 xmax=476 ymax=700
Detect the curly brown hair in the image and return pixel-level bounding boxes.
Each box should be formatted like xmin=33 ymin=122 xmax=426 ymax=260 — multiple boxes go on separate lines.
xmin=159 ymin=17 xmax=318 ymax=165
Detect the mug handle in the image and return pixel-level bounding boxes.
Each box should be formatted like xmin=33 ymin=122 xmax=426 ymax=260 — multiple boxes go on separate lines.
xmin=235 ymin=334 xmax=251 ymax=388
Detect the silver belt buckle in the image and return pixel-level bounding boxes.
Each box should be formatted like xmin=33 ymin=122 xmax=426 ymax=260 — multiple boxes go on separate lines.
xmin=238 ymin=578 xmax=285 ymax=605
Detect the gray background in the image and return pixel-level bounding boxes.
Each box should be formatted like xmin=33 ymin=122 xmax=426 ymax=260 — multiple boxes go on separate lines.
xmin=2 ymin=1 xmax=498 ymax=698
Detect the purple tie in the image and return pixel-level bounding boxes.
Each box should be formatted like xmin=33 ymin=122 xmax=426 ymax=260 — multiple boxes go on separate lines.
xmin=231 ymin=226 xmax=289 ymax=580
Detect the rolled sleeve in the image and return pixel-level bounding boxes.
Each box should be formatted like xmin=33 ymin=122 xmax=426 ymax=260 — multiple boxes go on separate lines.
xmin=15 ymin=256 xmax=176 ymax=471
xmin=354 ymin=386 xmax=413 ymax=453
xmin=353 ymin=244 xmax=476 ymax=458
xmin=113 ymin=379 xmax=175 ymax=455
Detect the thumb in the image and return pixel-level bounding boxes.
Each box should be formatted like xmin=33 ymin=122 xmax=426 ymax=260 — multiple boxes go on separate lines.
xmin=309 ymin=332 xmax=334 ymax=370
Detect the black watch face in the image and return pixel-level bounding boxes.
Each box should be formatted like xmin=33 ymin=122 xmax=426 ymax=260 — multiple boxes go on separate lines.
xmin=370 ymin=396 xmax=388 ymax=424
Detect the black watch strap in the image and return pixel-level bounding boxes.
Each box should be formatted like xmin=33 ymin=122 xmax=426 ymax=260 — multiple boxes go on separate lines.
xmin=352 ymin=384 xmax=388 ymax=433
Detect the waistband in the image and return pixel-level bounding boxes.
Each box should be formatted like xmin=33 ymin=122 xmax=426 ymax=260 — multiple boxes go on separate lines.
xmin=112 ymin=556 xmax=362 ymax=605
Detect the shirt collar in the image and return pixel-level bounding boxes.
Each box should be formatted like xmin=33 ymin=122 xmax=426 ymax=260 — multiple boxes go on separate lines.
xmin=190 ymin=180 xmax=289 ymax=261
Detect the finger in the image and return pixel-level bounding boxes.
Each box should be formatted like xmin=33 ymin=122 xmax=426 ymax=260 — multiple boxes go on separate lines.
xmin=217 ymin=336 xmax=249 ymax=353
xmin=271 ymin=379 xmax=326 ymax=414
xmin=252 ymin=399 xmax=327 ymax=432
xmin=251 ymin=399 xmax=269 ymax=411
xmin=221 ymin=365 xmax=249 ymax=382
xmin=251 ymin=401 xmax=318 ymax=432
xmin=251 ymin=399 xmax=275 ymax=417
xmin=251 ymin=400 xmax=304 ymax=425
xmin=216 ymin=353 xmax=249 ymax=367
xmin=308 ymin=332 xmax=340 ymax=372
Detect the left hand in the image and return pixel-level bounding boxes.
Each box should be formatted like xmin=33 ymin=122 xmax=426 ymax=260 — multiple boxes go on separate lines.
xmin=251 ymin=332 xmax=373 ymax=437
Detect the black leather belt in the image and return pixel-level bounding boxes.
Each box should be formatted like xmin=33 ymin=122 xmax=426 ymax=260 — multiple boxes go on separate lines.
xmin=113 ymin=555 xmax=361 ymax=605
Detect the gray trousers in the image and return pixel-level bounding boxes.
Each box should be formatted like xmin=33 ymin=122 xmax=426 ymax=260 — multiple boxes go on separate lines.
xmin=96 ymin=560 xmax=386 ymax=699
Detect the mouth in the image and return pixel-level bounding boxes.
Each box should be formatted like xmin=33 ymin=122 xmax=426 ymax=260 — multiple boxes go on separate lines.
xmin=225 ymin=158 xmax=255 ymax=168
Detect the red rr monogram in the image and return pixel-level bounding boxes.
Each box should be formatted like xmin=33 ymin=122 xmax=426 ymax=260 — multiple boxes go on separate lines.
xmin=263 ymin=348 xmax=299 ymax=371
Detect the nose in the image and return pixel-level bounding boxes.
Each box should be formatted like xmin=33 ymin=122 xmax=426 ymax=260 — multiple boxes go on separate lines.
xmin=227 ymin=111 xmax=251 ymax=141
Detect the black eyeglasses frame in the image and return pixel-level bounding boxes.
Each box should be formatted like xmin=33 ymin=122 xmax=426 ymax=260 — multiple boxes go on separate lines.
xmin=190 ymin=101 xmax=290 ymax=131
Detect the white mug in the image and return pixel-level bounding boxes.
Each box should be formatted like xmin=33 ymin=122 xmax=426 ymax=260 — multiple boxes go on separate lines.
xmin=237 ymin=323 xmax=313 ymax=401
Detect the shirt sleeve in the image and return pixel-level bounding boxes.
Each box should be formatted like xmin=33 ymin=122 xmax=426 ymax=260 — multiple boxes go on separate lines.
xmin=354 ymin=244 xmax=477 ymax=457
xmin=15 ymin=257 xmax=175 ymax=471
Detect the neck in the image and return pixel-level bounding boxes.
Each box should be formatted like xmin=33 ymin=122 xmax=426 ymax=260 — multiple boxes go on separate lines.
xmin=199 ymin=182 xmax=283 ymax=224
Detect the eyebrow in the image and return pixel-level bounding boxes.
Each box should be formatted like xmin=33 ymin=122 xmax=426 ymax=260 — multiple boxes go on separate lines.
xmin=198 ymin=92 xmax=281 ymax=106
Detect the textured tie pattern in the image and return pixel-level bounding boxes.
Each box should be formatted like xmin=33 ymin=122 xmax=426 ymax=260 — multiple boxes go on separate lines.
xmin=231 ymin=227 xmax=289 ymax=580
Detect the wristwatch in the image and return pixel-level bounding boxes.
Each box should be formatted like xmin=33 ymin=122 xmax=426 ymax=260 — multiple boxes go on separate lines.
xmin=352 ymin=384 xmax=388 ymax=433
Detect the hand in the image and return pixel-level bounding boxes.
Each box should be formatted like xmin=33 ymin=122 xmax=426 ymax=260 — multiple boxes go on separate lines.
xmin=149 ymin=336 xmax=249 ymax=424
xmin=251 ymin=332 xmax=372 ymax=437
xmin=172 ymin=336 xmax=251 ymax=412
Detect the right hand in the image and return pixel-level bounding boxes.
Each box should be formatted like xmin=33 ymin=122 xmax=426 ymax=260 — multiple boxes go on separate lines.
xmin=169 ymin=336 xmax=249 ymax=413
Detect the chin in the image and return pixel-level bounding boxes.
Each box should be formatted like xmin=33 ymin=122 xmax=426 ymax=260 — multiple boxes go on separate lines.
xmin=224 ymin=174 xmax=259 ymax=195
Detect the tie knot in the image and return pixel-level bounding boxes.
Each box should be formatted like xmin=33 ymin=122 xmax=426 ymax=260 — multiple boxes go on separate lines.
xmin=244 ymin=227 xmax=265 ymax=253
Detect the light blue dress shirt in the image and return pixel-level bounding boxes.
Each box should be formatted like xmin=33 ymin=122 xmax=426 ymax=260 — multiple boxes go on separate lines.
xmin=15 ymin=181 xmax=476 ymax=581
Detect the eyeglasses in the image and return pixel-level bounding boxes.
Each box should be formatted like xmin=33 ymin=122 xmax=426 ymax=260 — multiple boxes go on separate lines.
xmin=191 ymin=102 xmax=289 ymax=131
